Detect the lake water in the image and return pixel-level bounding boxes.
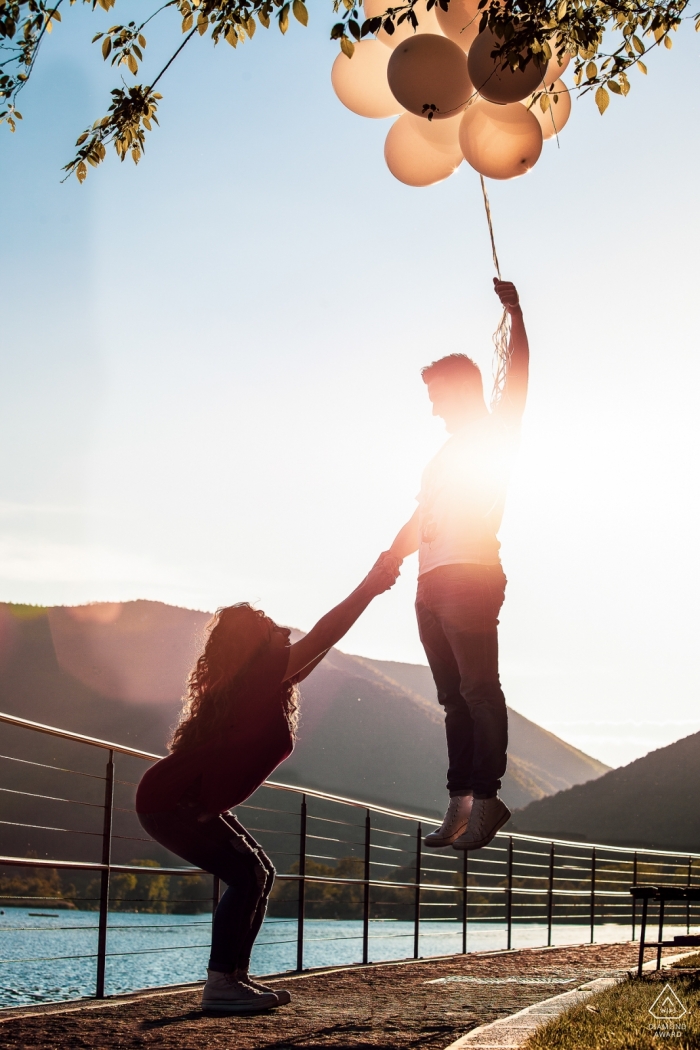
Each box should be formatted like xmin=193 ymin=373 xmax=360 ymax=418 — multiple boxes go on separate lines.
xmin=0 ymin=909 xmax=687 ymax=1009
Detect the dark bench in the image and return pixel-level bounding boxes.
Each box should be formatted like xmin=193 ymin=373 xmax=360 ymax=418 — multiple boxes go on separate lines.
xmin=630 ymin=884 xmax=700 ymax=976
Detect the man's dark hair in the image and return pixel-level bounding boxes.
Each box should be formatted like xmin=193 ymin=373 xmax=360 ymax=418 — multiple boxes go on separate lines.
xmin=421 ymin=354 xmax=484 ymax=393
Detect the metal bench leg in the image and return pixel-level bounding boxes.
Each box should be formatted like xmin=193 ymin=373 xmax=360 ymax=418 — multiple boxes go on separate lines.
xmin=638 ymin=896 xmax=648 ymax=977
xmin=656 ymin=897 xmax=665 ymax=971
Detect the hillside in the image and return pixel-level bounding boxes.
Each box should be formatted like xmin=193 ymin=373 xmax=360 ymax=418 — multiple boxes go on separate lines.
xmin=509 ymin=732 xmax=700 ymax=853
xmin=0 ymin=600 xmax=608 ymax=822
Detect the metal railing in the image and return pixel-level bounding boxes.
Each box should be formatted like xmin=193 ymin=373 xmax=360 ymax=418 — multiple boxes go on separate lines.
xmin=1 ymin=709 xmax=699 ymax=1005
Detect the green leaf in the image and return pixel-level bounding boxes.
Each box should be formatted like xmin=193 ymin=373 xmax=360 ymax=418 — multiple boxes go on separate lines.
xmin=586 ymin=60 xmax=597 ymax=79
xmin=608 ymin=79 xmax=622 ymax=93
xmin=595 ymin=85 xmax=609 ymax=114
xmin=637 ymin=59 xmax=647 ymax=73
xmin=556 ymin=0 xmax=566 ymax=20
xmin=292 ymin=0 xmax=308 ymax=25
xmin=102 ymin=36 xmax=111 ymax=59
xmin=664 ymin=34 xmax=672 ymax=48
xmin=340 ymin=34 xmax=355 ymax=56
xmin=632 ymin=34 xmax=644 ymax=53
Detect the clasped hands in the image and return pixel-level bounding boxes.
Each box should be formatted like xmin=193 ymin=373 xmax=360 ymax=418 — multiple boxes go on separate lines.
xmin=365 ymin=551 xmax=403 ymax=595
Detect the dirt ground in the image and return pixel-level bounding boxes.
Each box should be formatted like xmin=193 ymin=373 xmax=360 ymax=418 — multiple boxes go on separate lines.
xmin=0 ymin=942 xmax=675 ymax=1050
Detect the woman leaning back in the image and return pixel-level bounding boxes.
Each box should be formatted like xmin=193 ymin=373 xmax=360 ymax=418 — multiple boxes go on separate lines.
xmin=135 ymin=552 xmax=400 ymax=1015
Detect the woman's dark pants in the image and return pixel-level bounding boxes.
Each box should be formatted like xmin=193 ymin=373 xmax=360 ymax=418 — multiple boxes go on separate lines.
xmin=138 ymin=805 xmax=274 ymax=974
xmin=416 ymin=563 xmax=508 ymax=799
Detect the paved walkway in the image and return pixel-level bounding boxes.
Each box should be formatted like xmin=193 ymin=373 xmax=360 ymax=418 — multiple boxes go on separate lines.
xmin=0 ymin=942 xmax=677 ymax=1050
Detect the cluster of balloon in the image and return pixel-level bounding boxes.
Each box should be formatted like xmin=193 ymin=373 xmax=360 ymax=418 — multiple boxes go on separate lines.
xmin=331 ymin=0 xmax=572 ymax=186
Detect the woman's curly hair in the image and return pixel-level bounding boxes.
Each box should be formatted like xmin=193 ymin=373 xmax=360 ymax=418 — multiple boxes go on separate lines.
xmin=169 ymin=603 xmax=299 ymax=753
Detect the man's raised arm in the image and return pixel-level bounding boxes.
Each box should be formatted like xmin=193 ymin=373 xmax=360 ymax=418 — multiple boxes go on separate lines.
xmin=493 ymin=279 xmax=529 ymax=427
xmin=388 ymin=507 xmax=420 ymax=563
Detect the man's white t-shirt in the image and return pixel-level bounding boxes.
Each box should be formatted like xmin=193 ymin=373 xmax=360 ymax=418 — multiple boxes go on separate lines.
xmin=417 ymin=414 xmax=517 ymax=576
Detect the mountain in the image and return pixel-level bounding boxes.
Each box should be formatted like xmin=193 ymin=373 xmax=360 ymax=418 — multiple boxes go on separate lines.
xmin=0 ymin=600 xmax=609 ymax=825
xmin=509 ymin=732 xmax=700 ymax=853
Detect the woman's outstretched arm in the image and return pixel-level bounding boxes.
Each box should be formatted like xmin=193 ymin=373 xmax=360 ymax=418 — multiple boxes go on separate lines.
xmin=283 ymin=555 xmax=400 ymax=682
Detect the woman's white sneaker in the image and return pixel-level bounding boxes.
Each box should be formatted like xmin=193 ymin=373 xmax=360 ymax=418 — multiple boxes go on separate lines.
xmin=244 ymin=976 xmax=292 ymax=1005
xmin=423 ymin=794 xmax=473 ymax=848
xmin=201 ymin=970 xmax=279 ymax=1013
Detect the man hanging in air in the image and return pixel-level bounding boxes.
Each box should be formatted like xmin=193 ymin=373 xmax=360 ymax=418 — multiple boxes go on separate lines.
xmin=386 ymin=278 xmax=528 ymax=851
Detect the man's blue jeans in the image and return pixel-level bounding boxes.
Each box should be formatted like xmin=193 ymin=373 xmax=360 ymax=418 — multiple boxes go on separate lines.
xmin=416 ymin=563 xmax=508 ymax=799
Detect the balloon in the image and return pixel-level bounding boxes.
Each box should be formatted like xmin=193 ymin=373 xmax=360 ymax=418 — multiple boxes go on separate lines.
xmin=468 ymin=28 xmax=546 ymax=104
xmin=544 ymin=36 xmax=571 ymax=85
xmin=435 ymin=0 xmax=480 ymax=52
xmin=385 ymin=114 xmax=462 ymax=185
xmin=387 ymin=35 xmax=472 ymax=120
xmin=459 ymin=98 xmax=543 ymax=179
xmin=407 ymin=110 xmax=463 ymax=154
xmin=364 ymin=0 xmax=442 ymax=48
xmin=525 ymin=79 xmax=571 ymax=139
xmin=331 ymin=39 xmax=403 ymax=118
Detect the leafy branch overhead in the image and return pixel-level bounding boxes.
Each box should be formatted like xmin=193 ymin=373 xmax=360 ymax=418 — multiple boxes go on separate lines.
xmin=0 ymin=0 xmax=697 ymax=179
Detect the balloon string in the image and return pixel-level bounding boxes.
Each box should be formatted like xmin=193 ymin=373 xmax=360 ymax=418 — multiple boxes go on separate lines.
xmin=480 ymin=175 xmax=511 ymax=409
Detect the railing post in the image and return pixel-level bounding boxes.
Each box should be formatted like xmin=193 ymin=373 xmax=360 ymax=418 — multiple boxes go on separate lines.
xmin=461 ymin=851 xmax=468 ymax=955
xmin=590 ymin=846 xmax=596 ymax=944
xmin=296 ymin=794 xmax=307 ymax=972
xmin=413 ymin=823 xmax=422 ymax=960
xmin=362 ymin=810 xmax=371 ymax=965
xmin=547 ymin=842 xmax=555 ymax=947
xmin=212 ymin=875 xmax=221 ymax=934
xmin=506 ymin=837 xmax=513 ymax=950
xmin=687 ymin=857 xmax=692 ymax=934
xmin=632 ymin=852 xmax=638 ymax=940
xmin=95 ymin=749 xmax=114 ymax=999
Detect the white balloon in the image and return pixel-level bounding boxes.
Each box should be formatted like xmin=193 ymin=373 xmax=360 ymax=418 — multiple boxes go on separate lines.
xmin=385 ymin=114 xmax=462 ymax=185
xmin=407 ymin=111 xmax=463 ymax=154
xmin=331 ymin=39 xmax=403 ymax=118
xmin=544 ymin=36 xmax=571 ymax=85
xmin=435 ymin=0 xmax=480 ymax=52
xmin=364 ymin=0 xmax=442 ymax=48
xmin=459 ymin=98 xmax=542 ymax=179
xmin=525 ymin=80 xmax=571 ymax=139
xmin=388 ymin=34 xmax=472 ymax=120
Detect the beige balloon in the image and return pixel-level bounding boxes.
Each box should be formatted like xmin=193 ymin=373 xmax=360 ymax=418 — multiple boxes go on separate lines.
xmin=525 ymin=79 xmax=571 ymax=139
xmin=388 ymin=34 xmax=472 ymax=120
xmin=435 ymin=0 xmax=480 ymax=51
xmin=364 ymin=0 xmax=442 ymax=48
xmin=459 ymin=98 xmax=543 ymax=179
xmin=407 ymin=110 xmax=463 ymax=154
xmin=544 ymin=36 xmax=571 ymax=85
xmin=385 ymin=114 xmax=462 ymax=186
xmin=331 ymin=39 xmax=403 ymax=118
xmin=468 ymin=28 xmax=546 ymax=104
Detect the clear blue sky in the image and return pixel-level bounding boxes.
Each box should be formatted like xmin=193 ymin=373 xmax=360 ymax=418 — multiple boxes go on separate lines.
xmin=2 ymin=3 xmax=699 ymax=766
